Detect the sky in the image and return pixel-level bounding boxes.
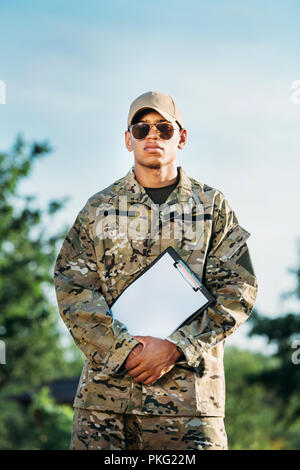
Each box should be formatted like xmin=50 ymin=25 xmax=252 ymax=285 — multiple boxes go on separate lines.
xmin=1 ymin=0 xmax=300 ymax=354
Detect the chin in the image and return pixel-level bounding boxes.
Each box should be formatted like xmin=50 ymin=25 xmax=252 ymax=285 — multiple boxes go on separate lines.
xmin=145 ymin=162 xmax=162 ymax=169
xmin=140 ymin=160 xmax=162 ymax=169
xmin=138 ymin=155 xmax=164 ymax=169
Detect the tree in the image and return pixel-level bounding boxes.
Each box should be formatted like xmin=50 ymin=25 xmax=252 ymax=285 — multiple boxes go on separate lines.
xmin=224 ymin=346 xmax=288 ymax=449
xmin=0 ymin=134 xmax=83 ymax=449
xmin=245 ymin=243 xmax=300 ymax=434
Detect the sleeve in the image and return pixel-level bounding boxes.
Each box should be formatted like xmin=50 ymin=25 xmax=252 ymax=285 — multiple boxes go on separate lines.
xmin=53 ymin=206 xmax=140 ymax=375
xmin=166 ymin=191 xmax=258 ymax=368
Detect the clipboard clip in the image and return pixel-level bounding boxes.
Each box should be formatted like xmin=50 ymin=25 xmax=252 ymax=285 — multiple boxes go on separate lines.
xmin=174 ymin=261 xmax=201 ymax=292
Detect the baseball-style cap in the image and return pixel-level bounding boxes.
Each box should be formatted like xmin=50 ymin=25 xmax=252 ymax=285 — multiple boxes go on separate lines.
xmin=127 ymin=91 xmax=184 ymax=129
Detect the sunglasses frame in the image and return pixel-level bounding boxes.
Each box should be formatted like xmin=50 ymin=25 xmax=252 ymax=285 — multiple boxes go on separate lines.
xmin=128 ymin=121 xmax=181 ymax=140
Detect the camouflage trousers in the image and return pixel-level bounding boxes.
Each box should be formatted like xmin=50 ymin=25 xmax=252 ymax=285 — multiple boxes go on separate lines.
xmin=69 ymin=407 xmax=228 ymax=450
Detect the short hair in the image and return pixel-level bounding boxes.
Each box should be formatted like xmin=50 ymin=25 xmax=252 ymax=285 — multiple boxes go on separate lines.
xmin=131 ymin=108 xmax=154 ymax=125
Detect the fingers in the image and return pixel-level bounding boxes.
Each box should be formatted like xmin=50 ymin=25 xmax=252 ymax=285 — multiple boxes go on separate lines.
xmin=127 ymin=362 xmax=159 ymax=385
xmin=127 ymin=364 xmax=145 ymax=378
xmin=131 ymin=371 xmax=153 ymax=383
xmin=125 ymin=343 xmax=144 ymax=369
xmin=125 ymin=353 xmax=144 ymax=370
xmin=128 ymin=364 xmax=154 ymax=384
xmin=129 ymin=344 xmax=143 ymax=358
xmin=128 ymin=366 xmax=156 ymax=385
xmin=142 ymin=376 xmax=156 ymax=385
xmin=125 ymin=358 xmax=140 ymax=370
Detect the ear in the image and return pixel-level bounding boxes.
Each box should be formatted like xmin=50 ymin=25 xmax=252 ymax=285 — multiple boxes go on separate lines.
xmin=178 ymin=128 xmax=187 ymax=149
xmin=125 ymin=130 xmax=133 ymax=152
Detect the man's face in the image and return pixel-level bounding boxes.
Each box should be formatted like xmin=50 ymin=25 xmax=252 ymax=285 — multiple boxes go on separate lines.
xmin=125 ymin=110 xmax=187 ymax=169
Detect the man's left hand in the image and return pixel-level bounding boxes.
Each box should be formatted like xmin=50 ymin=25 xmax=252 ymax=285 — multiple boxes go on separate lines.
xmin=124 ymin=335 xmax=181 ymax=385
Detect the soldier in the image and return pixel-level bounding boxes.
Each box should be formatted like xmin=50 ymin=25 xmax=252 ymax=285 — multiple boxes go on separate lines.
xmin=54 ymin=91 xmax=258 ymax=450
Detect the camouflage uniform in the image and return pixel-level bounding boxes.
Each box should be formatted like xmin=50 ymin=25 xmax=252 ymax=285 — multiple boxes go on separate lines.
xmin=54 ymin=165 xmax=258 ymax=449
xmin=69 ymin=408 xmax=227 ymax=450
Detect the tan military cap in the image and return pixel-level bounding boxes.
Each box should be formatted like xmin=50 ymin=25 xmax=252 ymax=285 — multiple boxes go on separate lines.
xmin=127 ymin=91 xmax=184 ymax=129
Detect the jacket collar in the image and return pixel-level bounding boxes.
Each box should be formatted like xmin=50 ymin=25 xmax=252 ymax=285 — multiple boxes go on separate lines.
xmin=120 ymin=165 xmax=193 ymax=207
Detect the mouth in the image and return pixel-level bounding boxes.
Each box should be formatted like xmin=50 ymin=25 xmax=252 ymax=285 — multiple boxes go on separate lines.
xmin=144 ymin=144 xmax=163 ymax=151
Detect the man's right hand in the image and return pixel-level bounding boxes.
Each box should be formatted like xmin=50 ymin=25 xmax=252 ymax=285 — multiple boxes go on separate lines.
xmin=125 ymin=343 xmax=143 ymax=367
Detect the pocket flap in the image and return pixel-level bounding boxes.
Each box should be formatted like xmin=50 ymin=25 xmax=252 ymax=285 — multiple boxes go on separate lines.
xmin=212 ymin=224 xmax=250 ymax=262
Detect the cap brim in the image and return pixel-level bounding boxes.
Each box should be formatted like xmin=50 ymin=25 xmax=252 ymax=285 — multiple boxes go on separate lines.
xmin=128 ymin=106 xmax=180 ymax=128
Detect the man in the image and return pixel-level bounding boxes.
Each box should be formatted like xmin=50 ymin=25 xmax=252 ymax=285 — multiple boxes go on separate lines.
xmin=54 ymin=91 xmax=258 ymax=450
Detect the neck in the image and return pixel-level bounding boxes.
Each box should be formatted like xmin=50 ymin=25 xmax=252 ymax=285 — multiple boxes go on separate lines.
xmin=133 ymin=162 xmax=178 ymax=188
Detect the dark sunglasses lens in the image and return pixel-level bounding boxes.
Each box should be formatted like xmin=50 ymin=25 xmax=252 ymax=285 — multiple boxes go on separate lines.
xmin=156 ymin=123 xmax=174 ymax=140
xmin=132 ymin=123 xmax=150 ymax=139
xmin=131 ymin=122 xmax=175 ymax=140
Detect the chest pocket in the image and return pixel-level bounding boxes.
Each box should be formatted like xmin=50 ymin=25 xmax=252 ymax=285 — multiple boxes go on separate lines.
xmin=101 ymin=207 xmax=151 ymax=292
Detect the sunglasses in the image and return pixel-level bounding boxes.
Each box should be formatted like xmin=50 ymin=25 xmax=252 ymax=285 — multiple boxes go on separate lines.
xmin=128 ymin=121 xmax=180 ymax=140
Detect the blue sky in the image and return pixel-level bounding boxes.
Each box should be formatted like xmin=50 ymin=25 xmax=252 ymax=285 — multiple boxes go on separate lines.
xmin=1 ymin=0 xmax=300 ymax=353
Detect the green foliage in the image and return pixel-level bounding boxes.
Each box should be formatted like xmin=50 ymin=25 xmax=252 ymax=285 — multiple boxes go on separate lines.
xmin=0 ymin=388 xmax=74 ymax=450
xmin=226 ymin=241 xmax=300 ymax=449
xmin=29 ymin=387 xmax=74 ymax=450
xmin=224 ymin=346 xmax=291 ymax=449
xmin=0 ymin=135 xmax=80 ymax=449
xmin=246 ymin=252 xmax=300 ymax=425
xmin=0 ymin=134 xmax=74 ymax=394
xmin=0 ymin=396 xmax=33 ymax=450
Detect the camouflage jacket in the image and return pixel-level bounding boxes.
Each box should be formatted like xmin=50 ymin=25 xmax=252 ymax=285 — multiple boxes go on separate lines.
xmin=54 ymin=165 xmax=258 ymax=417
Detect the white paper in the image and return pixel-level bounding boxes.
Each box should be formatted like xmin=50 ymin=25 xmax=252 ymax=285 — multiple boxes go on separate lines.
xmin=110 ymin=251 xmax=208 ymax=338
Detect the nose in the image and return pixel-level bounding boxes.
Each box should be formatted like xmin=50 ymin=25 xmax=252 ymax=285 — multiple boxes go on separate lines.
xmin=146 ymin=124 xmax=160 ymax=139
